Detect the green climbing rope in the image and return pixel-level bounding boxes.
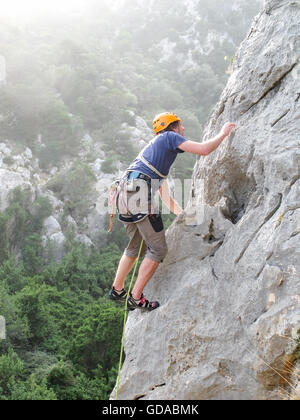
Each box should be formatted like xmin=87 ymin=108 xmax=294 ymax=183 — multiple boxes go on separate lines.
xmin=115 ymin=239 xmax=144 ymax=400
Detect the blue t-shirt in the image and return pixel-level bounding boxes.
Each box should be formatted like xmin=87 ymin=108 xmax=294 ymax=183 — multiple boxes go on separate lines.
xmin=127 ymin=131 xmax=187 ymax=180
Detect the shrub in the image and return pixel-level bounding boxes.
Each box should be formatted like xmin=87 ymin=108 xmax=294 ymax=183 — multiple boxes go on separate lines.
xmin=0 ymin=213 xmax=9 ymax=264
xmin=0 ymin=348 xmax=24 ymax=395
xmin=47 ymin=161 xmax=96 ymax=222
xmin=8 ymin=377 xmax=57 ymax=400
xmin=101 ymin=157 xmax=117 ymax=174
xmin=3 ymin=156 xmax=14 ymax=166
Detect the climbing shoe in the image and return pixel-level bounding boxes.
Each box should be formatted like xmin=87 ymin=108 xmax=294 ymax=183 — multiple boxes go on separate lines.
xmin=127 ymin=293 xmax=160 ymax=312
xmin=109 ymin=287 xmax=128 ymax=303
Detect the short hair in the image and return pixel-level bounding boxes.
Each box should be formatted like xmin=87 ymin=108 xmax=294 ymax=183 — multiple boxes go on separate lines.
xmin=160 ymin=120 xmax=179 ymax=133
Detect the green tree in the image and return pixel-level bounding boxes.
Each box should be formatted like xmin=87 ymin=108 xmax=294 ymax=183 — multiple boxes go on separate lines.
xmin=39 ymin=99 xmax=84 ymax=167
xmin=22 ymin=234 xmax=44 ymax=276
xmin=30 ymin=196 xmax=53 ymax=233
xmin=2 ymin=188 xmax=52 ymax=275
xmin=17 ymin=281 xmax=56 ymax=347
xmin=69 ymin=301 xmax=123 ymax=374
xmin=47 ymin=361 xmax=75 ymax=399
xmin=0 ymin=348 xmax=24 ymax=396
xmin=0 ymin=281 xmax=30 ymax=351
xmin=0 ymin=213 xmax=9 ymax=264
xmin=47 ymin=161 xmax=96 ymax=222
xmin=0 ymin=256 xmax=27 ymax=293
xmin=8 ymin=376 xmax=57 ymax=400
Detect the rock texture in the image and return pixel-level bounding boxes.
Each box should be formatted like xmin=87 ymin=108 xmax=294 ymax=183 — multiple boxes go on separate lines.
xmin=0 ymin=169 xmax=34 ymax=212
xmin=112 ymin=0 xmax=300 ymax=400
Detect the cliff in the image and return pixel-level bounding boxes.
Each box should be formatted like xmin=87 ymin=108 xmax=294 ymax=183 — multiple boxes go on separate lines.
xmin=112 ymin=0 xmax=300 ymax=400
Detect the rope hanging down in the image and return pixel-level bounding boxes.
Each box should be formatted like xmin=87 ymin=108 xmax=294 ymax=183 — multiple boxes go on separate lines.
xmin=115 ymin=239 xmax=144 ymax=400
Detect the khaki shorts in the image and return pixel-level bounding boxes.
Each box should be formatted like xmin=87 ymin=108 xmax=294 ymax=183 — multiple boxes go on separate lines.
xmin=123 ymin=215 xmax=168 ymax=263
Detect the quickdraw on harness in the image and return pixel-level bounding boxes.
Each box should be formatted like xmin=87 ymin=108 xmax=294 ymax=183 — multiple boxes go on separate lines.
xmin=107 ymin=146 xmax=167 ymax=233
xmin=107 ymin=170 xmax=155 ymax=232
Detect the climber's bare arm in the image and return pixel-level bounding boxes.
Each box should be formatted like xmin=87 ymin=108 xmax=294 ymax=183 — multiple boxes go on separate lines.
xmin=159 ymin=180 xmax=183 ymax=216
xmin=178 ymin=122 xmax=236 ymax=156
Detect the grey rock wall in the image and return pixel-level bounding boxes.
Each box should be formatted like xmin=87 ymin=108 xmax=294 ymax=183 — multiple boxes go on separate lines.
xmin=112 ymin=0 xmax=300 ymax=400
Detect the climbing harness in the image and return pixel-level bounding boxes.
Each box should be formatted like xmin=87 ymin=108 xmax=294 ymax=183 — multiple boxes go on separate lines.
xmin=107 ymin=141 xmax=169 ymax=233
xmin=115 ymin=239 xmax=144 ymax=400
xmin=108 ymin=170 xmax=156 ymax=231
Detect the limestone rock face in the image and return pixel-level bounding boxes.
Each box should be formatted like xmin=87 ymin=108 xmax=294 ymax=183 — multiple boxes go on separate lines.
xmin=0 ymin=169 xmax=34 ymax=212
xmin=43 ymin=216 xmax=62 ymax=237
xmin=112 ymin=0 xmax=300 ymax=400
xmin=42 ymin=216 xmax=66 ymax=262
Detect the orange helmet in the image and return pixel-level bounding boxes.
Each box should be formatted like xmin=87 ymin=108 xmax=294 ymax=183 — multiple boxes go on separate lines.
xmin=152 ymin=112 xmax=181 ymax=135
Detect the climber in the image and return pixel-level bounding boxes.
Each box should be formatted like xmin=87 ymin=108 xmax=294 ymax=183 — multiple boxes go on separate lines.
xmin=109 ymin=112 xmax=235 ymax=311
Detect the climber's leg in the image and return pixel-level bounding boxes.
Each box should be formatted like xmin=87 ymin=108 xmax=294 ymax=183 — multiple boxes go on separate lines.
xmin=112 ymin=254 xmax=137 ymax=291
xmin=131 ymin=257 xmax=160 ymax=300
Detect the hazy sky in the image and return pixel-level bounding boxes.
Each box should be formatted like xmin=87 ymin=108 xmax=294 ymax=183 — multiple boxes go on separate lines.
xmin=0 ymin=0 xmax=123 ymax=19
xmin=0 ymin=0 xmax=81 ymax=16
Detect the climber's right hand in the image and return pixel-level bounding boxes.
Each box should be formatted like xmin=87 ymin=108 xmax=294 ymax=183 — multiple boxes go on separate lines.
xmin=221 ymin=122 xmax=236 ymax=137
